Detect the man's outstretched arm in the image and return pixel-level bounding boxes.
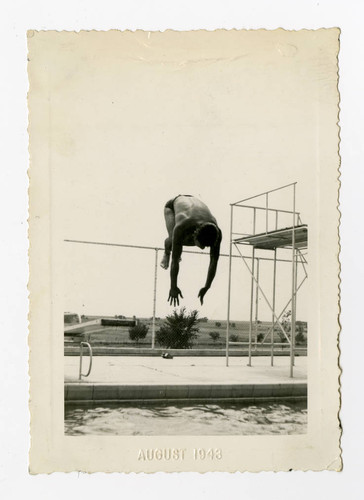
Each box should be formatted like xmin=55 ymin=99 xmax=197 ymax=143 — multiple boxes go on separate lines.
xmin=198 ymin=230 xmax=222 ymax=305
xmin=168 ymin=230 xmax=184 ymax=306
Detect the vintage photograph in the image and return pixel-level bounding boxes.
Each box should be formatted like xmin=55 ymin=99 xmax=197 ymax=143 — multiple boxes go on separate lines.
xmin=28 ymin=29 xmax=340 ymax=471
xmin=64 ymin=186 xmax=308 ymax=437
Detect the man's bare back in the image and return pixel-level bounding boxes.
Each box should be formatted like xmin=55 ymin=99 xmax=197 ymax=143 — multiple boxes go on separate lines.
xmin=161 ymin=195 xmax=222 ymax=306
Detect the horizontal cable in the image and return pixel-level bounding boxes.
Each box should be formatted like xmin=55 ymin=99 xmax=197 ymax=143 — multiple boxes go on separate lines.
xmin=64 ymin=239 xmax=299 ymax=263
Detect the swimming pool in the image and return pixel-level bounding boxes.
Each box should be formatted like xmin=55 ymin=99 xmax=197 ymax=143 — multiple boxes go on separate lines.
xmin=65 ymin=400 xmax=307 ymax=436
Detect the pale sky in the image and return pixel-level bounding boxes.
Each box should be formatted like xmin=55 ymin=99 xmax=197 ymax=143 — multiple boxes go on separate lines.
xmin=29 ymin=30 xmax=338 ymax=321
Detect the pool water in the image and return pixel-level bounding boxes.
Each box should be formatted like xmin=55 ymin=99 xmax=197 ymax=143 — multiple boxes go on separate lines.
xmin=65 ymin=400 xmax=307 ymax=436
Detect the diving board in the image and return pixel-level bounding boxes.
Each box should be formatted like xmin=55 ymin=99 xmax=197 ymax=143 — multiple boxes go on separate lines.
xmin=233 ymin=225 xmax=308 ymax=250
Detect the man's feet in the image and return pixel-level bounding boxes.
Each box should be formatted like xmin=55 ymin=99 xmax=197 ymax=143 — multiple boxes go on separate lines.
xmin=160 ymin=253 xmax=170 ymax=269
xmin=160 ymin=254 xmax=182 ymax=269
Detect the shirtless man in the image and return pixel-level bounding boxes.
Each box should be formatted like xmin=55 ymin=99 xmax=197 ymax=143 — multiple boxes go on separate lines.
xmin=160 ymin=195 xmax=222 ymax=306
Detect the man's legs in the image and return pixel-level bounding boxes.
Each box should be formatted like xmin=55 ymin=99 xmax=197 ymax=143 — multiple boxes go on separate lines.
xmin=160 ymin=201 xmax=175 ymax=269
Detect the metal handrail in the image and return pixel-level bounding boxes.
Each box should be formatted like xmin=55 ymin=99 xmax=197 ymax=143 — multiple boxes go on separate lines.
xmin=231 ymin=182 xmax=297 ymax=205
xmin=79 ymin=341 xmax=93 ymax=380
xmin=232 ymin=204 xmax=300 ymax=216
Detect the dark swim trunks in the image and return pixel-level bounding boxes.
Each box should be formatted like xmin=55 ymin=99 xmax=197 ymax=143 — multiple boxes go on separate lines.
xmin=165 ymin=195 xmax=193 ymax=212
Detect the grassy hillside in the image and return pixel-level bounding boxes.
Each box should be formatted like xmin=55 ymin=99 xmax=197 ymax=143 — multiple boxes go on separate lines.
xmin=67 ymin=315 xmax=307 ymax=348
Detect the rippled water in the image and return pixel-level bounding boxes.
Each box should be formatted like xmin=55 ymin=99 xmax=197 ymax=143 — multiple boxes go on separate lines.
xmin=65 ymin=401 xmax=307 ymax=436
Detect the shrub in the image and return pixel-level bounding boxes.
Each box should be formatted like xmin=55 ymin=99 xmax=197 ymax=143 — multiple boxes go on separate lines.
xmin=215 ymin=321 xmax=221 ymax=327
xmin=295 ymin=324 xmax=306 ymax=345
xmin=156 ymin=308 xmax=199 ymax=349
xmin=295 ymin=331 xmax=305 ymax=345
xmin=128 ymin=323 xmax=149 ymax=344
xmin=209 ymin=331 xmax=220 ymax=343
xmin=276 ymin=310 xmax=291 ymax=343
xmin=277 ymin=329 xmax=289 ymax=343
xmin=257 ymin=333 xmax=264 ymax=343
xmin=230 ymin=333 xmax=239 ymax=342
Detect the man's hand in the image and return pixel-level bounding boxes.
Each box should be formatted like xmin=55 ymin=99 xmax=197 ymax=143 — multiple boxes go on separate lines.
xmin=198 ymin=286 xmax=210 ymax=305
xmin=168 ymin=287 xmax=184 ymax=307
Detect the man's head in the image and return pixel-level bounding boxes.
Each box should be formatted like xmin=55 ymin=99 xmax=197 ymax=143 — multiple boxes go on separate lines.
xmin=194 ymin=223 xmax=219 ymax=249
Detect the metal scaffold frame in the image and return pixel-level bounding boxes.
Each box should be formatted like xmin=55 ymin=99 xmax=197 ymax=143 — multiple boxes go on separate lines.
xmin=225 ymin=182 xmax=308 ymax=377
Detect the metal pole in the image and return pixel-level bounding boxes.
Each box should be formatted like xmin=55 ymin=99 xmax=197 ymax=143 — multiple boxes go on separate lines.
xmin=292 ymin=251 xmax=298 ymax=366
xmin=151 ymin=248 xmax=158 ymax=349
xmin=290 ymin=184 xmax=296 ymax=378
xmin=265 ymin=194 xmax=269 ymax=233
xmin=248 ymin=246 xmax=255 ymax=367
xmin=79 ymin=343 xmax=83 ymax=381
xmin=271 ymin=248 xmax=277 ymax=366
xmin=226 ymin=205 xmax=234 ymax=367
xmin=297 ymin=249 xmax=308 ymax=275
xmin=254 ymin=258 xmax=260 ymax=350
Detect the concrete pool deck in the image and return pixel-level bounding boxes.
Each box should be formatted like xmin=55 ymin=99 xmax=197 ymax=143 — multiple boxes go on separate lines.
xmin=65 ymin=355 xmax=307 ymax=403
